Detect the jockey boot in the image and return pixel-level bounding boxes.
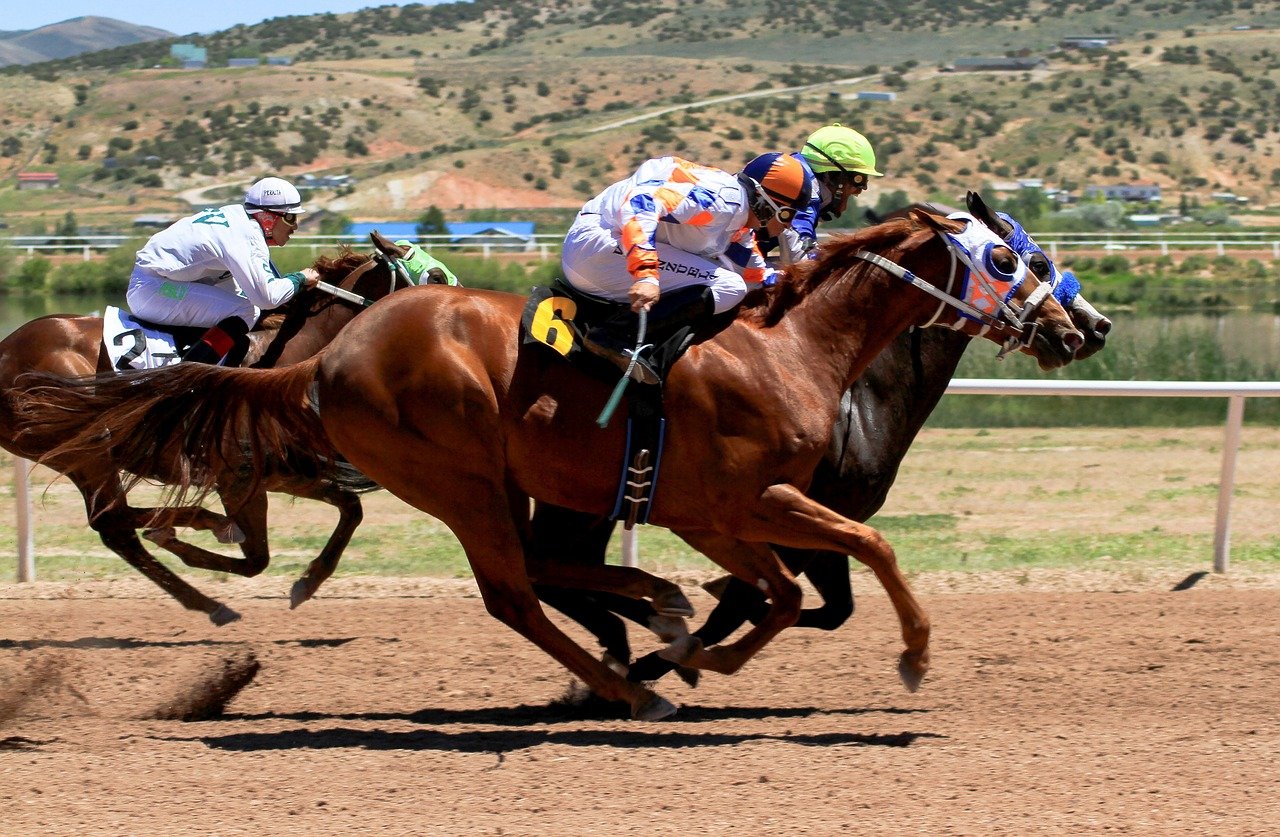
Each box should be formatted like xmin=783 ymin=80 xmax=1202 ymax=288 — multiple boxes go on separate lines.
xmin=182 ymin=317 xmax=250 ymax=366
xmin=582 ymin=286 xmax=715 ymax=385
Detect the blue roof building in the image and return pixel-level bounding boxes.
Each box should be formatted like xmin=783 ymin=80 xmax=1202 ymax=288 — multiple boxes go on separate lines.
xmin=346 ymin=221 xmax=538 ymax=251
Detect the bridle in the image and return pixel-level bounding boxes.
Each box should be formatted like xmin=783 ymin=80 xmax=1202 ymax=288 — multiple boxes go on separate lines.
xmin=313 ymin=251 xmax=406 ymax=308
xmin=848 ymin=213 xmax=1052 ymax=359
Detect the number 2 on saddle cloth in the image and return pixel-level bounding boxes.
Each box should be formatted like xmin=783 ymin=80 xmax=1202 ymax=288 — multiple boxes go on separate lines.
xmin=520 ymin=283 xmax=667 ymax=528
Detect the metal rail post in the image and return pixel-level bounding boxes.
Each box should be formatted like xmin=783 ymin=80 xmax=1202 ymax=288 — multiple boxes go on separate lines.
xmin=15 ymin=457 xmax=34 ymax=582
xmin=1213 ymin=395 xmax=1246 ymax=573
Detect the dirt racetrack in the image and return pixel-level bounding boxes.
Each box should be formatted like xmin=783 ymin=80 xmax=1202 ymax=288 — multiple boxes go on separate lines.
xmin=2 ymin=572 xmax=1279 ymax=835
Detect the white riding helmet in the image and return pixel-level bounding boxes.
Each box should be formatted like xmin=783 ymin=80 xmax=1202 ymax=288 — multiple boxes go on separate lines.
xmin=244 ymin=177 xmax=306 ymax=214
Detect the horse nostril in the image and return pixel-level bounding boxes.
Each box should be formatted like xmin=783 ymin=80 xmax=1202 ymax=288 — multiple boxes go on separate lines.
xmin=1064 ymin=331 xmax=1085 ymax=354
xmin=1094 ymin=317 xmax=1113 ymax=337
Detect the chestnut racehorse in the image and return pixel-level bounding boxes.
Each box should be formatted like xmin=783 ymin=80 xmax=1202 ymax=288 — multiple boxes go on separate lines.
xmin=0 ymin=236 xmax=413 ymax=623
xmin=533 ymin=192 xmax=1114 ymax=684
xmin=18 ymin=210 xmax=1083 ymax=719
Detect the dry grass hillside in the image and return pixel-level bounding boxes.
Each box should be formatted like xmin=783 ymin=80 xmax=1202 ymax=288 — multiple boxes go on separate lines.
xmin=2 ymin=0 xmax=1280 ymax=230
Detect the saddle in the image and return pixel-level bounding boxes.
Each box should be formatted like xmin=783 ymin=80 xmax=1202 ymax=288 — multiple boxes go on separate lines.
xmin=521 ymin=282 xmax=710 ymax=527
xmin=102 ymin=306 xmax=206 ymax=371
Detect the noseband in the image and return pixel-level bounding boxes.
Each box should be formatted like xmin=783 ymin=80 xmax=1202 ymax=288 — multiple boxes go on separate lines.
xmin=313 ymin=252 xmax=404 ymax=308
xmin=851 ymin=214 xmax=1051 ymax=359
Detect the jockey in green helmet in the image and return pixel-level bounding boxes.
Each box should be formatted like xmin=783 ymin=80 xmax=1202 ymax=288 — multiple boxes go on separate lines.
xmin=759 ymin=123 xmax=884 ymax=264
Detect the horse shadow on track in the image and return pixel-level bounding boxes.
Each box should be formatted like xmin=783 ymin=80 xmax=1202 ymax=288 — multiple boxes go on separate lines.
xmin=226 ymin=703 xmax=930 ymax=727
xmin=165 ymin=725 xmax=944 ymax=754
xmin=0 ymin=636 xmax=380 ymax=651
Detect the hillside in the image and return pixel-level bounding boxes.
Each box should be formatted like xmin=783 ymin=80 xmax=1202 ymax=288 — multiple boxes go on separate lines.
xmin=0 ymin=17 xmax=172 ymax=68
xmin=3 ymin=1 xmax=1280 ymax=231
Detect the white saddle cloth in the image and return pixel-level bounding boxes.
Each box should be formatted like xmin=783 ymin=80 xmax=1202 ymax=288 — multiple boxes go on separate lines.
xmin=103 ymin=306 xmax=183 ymax=371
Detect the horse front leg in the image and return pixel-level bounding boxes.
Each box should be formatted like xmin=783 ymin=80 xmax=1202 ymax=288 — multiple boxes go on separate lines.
xmin=133 ymin=505 xmax=245 ymax=545
xmin=740 ymin=484 xmax=929 ymax=692
xmin=656 ymin=534 xmax=801 ymax=676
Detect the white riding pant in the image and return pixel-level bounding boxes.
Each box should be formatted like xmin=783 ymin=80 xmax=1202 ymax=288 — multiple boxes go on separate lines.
xmin=126 ymin=269 xmax=259 ymax=329
xmin=561 ymin=213 xmax=748 ymax=315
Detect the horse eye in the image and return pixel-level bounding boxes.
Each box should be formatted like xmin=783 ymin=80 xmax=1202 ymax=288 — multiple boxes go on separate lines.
xmin=1028 ymin=254 xmax=1051 ymax=280
xmin=992 ymin=248 xmax=1017 ymax=275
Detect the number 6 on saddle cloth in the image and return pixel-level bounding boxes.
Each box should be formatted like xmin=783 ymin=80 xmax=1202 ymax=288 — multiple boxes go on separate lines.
xmin=520 ymin=281 xmax=716 ymax=527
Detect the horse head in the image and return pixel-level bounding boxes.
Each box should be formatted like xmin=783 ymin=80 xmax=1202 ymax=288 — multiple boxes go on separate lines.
xmin=908 ymin=209 xmax=1084 ymax=369
xmin=964 ymin=191 xmax=1112 ymax=360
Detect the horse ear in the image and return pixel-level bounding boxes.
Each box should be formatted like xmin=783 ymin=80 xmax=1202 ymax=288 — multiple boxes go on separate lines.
xmin=909 ymin=208 xmax=961 ymax=234
xmin=369 ymin=229 xmax=408 ymax=259
xmin=966 ymin=191 xmax=1013 ymax=238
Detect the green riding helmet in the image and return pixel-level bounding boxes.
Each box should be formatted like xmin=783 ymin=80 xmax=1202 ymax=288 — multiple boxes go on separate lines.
xmin=800 ymin=123 xmax=883 ymax=178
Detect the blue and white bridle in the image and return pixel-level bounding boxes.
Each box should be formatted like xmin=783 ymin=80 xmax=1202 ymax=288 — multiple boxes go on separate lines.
xmin=851 ymin=213 xmax=1052 ymax=358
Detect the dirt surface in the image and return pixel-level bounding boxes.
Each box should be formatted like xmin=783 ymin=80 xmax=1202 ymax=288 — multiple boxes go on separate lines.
xmin=2 ymin=574 xmax=1278 ymax=835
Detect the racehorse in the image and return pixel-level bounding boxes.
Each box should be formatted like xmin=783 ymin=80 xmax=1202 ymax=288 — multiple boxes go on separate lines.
xmin=17 ymin=209 xmax=1084 ymax=720
xmin=0 ymin=235 xmax=414 ymax=624
xmin=532 ymin=193 xmax=1113 ymax=685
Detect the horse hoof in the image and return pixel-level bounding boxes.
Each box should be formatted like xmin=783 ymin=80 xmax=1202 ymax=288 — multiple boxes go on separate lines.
xmin=142 ymin=527 xmax=176 ymax=546
xmin=289 ymin=578 xmax=315 ymax=610
xmin=632 ymin=693 xmax=678 ymax=721
xmin=675 ymin=666 xmax=701 ymax=688
xmin=646 ymin=614 xmax=688 ymax=642
xmin=700 ymin=575 xmax=732 ymax=601
xmin=214 ymin=521 xmax=246 ymax=544
xmin=653 ymin=588 xmax=695 ymax=618
xmin=658 ymin=635 xmax=701 ymax=665
xmin=209 ymin=604 xmax=242 ymax=626
xmin=897 ymin=651 xmax=929 ymax=693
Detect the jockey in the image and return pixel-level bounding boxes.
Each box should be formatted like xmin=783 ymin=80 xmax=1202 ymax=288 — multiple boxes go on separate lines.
xmin=562 ymin=152 xmax=813 ymax=382
xmin=758 ymin=123 xmax=883 ymax=265
xmin=125 ymin=176 xmax=320 ymax=366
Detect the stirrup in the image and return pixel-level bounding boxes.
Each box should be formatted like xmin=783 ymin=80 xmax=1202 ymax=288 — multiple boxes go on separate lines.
xmin=583 ymin=339 xmax=659 ymax=385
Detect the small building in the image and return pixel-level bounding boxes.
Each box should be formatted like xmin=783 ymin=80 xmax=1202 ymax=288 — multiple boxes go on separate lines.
xmin=953 ymin=56 xmax=1047 ymax=72
xmin=1084 ymin=183 xmax=1162 ymax=202
xmin=1060 ymin=35 xmax=1120 ymax=48
xmin=446 ymin=222 xmax=537 ymax=251
xmin=133 ymin=215 xmax=177 ymax=229
xmin=346 ymin=222 xmax=420 ymax=240
xmin=16 ymin=172 xmax=59 ymax=190
xmin=171 ymin=44 xmax=207 ymax=62
xmin=266 ymin=56 xmax=293 ymax=66
xmin=854 ymin=91 xmax=896 ymax=102
xmin=226 ymin=57 xmax=260 ymax=68
xmin=181 ymin=60 xmax=206 ymax=70
xmin=299 ymin=173 xmax=354 ymax=189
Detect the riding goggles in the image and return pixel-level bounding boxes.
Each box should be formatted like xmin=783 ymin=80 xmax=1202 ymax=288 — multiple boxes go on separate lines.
xmin=269 ymin=211 xmax=299 ymax=227
xmin=755 ymin=186 xmax=799 ymax=225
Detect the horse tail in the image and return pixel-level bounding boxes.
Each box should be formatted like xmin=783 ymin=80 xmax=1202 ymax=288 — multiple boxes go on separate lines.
xmin=15 ymin=356 xmax=333 ymax=506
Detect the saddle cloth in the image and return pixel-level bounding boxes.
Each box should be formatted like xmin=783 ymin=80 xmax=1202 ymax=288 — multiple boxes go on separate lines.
xmin=103 ymin=306 xmax=185 ymax=371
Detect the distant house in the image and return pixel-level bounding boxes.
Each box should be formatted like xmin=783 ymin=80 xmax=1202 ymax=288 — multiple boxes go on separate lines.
xmin=299 ymin=173 xmax=354 ymax=189
xmin=1059 ymin=37 xmax=1116 ymax=50
xmin=446 ymin=222 xmax=537 ymax=251
xmin=132 ymin=215 xmax=177 ymax=229
xmin=171 ymin=44 xmax=207 ymax=68
xmin=1084 ymin=183 xmax=1161 ymax=202
xmin=1210 ymin=192 xmax=1250 ymax=205
xmin=344 ymin=221 xmax=538 ymax=251
xmin=953 ymin=56 xmax=1047 ymax=71
xmin=16 ymin=172 xmax=59 ymax=190
xmin=346 ymin=222 xmax=420 ymax=240
xmin=854 ymin=91 xmax=896 ymax=102
xmin=226 ymin=58 xmax=260 ymax=68
xmin=266 ymin=56 xmax=293 ymax=66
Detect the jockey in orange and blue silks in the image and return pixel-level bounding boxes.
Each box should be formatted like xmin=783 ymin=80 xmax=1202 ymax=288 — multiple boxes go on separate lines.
xmin=563 ymin=153 xmax=813 ymax=383
xmin=757 ymin=124 xmax=884 ymax=265
xmin=562 ymin=153 xmax=813 ymax=316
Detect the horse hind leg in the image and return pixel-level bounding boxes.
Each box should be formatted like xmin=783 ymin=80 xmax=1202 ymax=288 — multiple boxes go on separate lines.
xmin=74 ymin=474 xmax=240 ymax=626
xmin=288 ymin=486 xmax=364 ymax=609
xmin=655 ymin=534 xmax=802 ymax=677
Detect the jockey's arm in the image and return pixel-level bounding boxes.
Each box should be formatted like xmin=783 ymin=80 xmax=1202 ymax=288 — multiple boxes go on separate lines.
xmin=217 ymin=236 xmax=309 ymax=310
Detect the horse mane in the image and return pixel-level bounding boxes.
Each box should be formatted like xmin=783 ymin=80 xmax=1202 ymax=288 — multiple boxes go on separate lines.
xmin=738 ymin=217 xmax=922 ymax=327
xmin=312 ymin=247 xmax=369 ymax=282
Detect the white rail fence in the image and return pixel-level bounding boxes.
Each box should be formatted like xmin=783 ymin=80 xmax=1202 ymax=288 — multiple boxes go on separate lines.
xmin=10 ymin=379 xmax=1280 ymax=581
xmin=6 ymin=231 xmax=1280 ymax=262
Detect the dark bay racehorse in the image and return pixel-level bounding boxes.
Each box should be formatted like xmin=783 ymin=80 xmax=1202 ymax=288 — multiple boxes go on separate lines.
xmin=0 ymin=236 xmax=413 ymax=623
xmin=533 ymin=194 xmax=1114 ymax=685
xmin=18 ymin=210 xmax=1084 ymax=719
